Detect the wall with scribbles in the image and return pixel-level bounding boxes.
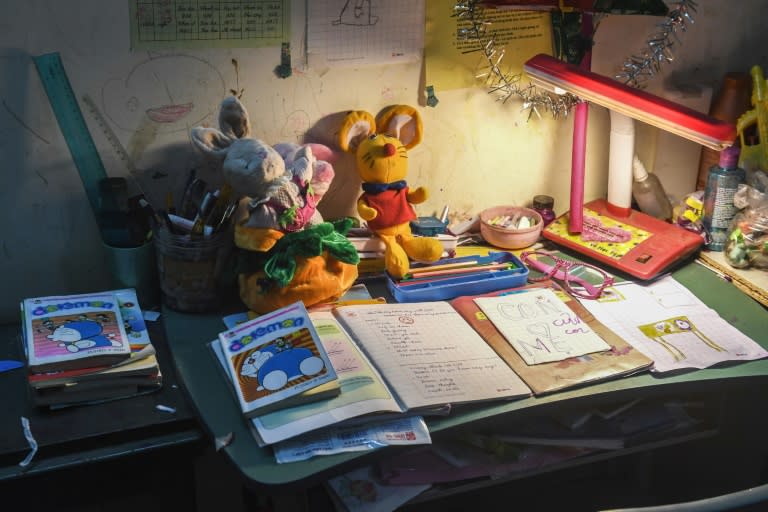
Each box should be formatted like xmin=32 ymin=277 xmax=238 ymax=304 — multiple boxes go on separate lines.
xmin=0 ymin=0 xmax=766 ymax=321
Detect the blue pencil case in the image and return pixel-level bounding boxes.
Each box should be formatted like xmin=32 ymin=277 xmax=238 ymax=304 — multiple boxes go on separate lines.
xmin=386 ymin=251 xmax=529 ymax=302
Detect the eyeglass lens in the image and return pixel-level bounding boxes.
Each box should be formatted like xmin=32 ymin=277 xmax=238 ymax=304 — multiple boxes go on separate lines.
xmin=524 ymin=252 xmax=608 ymax=299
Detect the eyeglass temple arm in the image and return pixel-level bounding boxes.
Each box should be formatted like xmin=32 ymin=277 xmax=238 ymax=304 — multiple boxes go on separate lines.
xmin=525 ymin=257 xmax=603 ymax=297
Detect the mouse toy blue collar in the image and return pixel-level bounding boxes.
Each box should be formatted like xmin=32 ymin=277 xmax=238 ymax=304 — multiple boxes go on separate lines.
xmin=361 ymin=180 xmax=407 ymax=195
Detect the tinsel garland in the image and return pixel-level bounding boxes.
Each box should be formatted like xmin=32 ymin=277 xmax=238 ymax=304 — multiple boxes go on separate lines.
xmin=453 ymin=0 xmax=698 ymax=119
xmin=616 ymin=0 xmax=697 ymax=88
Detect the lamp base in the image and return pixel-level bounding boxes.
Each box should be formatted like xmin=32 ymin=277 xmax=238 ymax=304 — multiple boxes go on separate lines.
xmin=542 ymin=198 xmax=703 ymax=280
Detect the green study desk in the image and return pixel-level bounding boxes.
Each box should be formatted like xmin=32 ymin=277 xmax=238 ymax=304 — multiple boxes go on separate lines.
xmin=162 ymin=261 xmax=768 ymax=494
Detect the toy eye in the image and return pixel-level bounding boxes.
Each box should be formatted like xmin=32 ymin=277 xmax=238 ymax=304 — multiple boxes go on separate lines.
xmin=368 ymin=134 xmax=377 ymax=140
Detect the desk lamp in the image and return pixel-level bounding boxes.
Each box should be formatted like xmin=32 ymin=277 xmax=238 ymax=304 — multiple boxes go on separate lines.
xmin=523 ymin=53 xmax=736 ymax=280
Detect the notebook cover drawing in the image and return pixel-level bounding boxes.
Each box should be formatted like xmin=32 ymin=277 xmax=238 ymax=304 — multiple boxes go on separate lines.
xmin=22 ymin=292 xmax=132 ymax=373
xmin=217 ymin=301 xmax=338 ymax=418
xmin=449 ymin=283 xmax=653 ymax=395
xmin=474 ymin=288 xmax=612 ymax=365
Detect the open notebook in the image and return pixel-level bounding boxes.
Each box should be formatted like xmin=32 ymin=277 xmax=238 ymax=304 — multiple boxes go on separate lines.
xmin=214 ymin=305 xmax=531 ymax=446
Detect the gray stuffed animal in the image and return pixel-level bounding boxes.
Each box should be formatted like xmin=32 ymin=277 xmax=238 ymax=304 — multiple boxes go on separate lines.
xmin=190 ymin=96 xmax=332 ymax=233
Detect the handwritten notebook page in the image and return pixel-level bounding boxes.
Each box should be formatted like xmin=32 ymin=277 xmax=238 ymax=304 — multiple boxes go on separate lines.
xmin=474 ymin=289 xmax=611 ymax=365
xmin=333 ymin=302 xmax=531 ymax=411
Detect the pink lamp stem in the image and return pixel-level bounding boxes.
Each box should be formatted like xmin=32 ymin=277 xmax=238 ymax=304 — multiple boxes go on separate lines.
xmin=570 ymin=102 xmax=588 ymax=233
xmin=568 ymin=13 xmax=593 ymax=234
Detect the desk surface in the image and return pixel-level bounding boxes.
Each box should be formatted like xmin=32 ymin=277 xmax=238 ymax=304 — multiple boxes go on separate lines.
xmin=163 ymin=262 xmax=768 ymax=491
xmin=0 ymin=318 xmax=202 ymax=480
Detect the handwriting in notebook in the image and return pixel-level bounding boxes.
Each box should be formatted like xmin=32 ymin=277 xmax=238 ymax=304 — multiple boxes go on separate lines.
xmin=334 ymin=302 xmax=530 ymax=409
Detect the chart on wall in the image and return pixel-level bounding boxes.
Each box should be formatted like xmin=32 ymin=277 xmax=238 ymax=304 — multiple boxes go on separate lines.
xmin=128 ymin=0 xmax=290 ymax=49
xmin=307 ymin=0 xmax=425 ymax=67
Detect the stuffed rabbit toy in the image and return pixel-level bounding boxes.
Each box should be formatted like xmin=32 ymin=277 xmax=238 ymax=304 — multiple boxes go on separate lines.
xmin=190 ymin=96 xmax=358 ymax=313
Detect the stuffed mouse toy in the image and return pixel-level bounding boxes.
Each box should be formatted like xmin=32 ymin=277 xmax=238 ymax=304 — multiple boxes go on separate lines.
xmin=338 ymin=105 xmax=443 ymax=279
xmin=191 ymin=96 xmax=358 ymax=313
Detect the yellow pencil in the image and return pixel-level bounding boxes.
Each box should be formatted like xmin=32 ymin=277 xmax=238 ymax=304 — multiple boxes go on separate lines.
xmin=408 ymin=260 xmax=479 ymax=275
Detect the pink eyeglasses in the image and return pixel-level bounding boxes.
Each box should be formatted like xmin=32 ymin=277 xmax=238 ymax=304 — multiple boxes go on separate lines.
xmin=520 ymin=251 xmax=615 ymax=300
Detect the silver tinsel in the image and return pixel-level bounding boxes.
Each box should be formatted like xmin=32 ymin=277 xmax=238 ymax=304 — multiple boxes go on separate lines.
xmin=453 ymin=0 xmax=580 ymax=120
xmin=616 ymin=0 xmax=697 ymax=88
xmin=453 ymin=0 xmax=698 ymax=118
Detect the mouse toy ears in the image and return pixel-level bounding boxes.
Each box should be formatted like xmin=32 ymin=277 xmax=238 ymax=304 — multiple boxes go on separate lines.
xmin=190 ymin=96 xmax=252 ymax=160
xmin=376 ymin=105 xmax=422 ymax=150
xmin=337 ymin=105 xmax=423 ymax=153
xmin=337 ymin=110 xmax=375 ymax=153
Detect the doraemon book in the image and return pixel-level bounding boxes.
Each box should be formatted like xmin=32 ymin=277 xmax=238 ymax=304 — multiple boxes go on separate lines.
xmin=22 ymin=291 xmax=132 ymax=373
xmin=217 ymin=301 xmax=338 ymax=418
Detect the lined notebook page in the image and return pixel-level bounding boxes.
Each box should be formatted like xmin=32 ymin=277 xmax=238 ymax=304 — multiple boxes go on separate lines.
xmin=475 ymin=289 xmax=611 ymax=365
xmin=333 ymin=302 xmax=530 ymax=411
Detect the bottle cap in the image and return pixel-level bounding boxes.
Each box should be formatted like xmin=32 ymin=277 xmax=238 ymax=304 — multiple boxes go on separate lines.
xmin=719 ymin=145 xmax=741 ymax=168
xmin=532 ymin=195 xmax=554 ymax=210
xmin=632 ymin=155 xmax=649 ymax=181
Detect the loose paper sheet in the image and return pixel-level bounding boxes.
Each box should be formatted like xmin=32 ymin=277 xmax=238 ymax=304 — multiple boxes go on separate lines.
xmin=129 ymin=0 xmax=290 ymax=50
xmin=307 ymin=0 xmax=425 ymax=67
xmin=579 ymin=276 xmax=768 ymax=373
xmin=474 ymin=289 xmax=611 ymax=365
xmin=424 ymin=2 xmax=553 ymax=91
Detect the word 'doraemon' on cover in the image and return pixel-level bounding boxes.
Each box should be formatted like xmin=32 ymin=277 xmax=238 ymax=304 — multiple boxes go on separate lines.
xmin=218 ymin=301 xmax=338 ymax=417
xmin=22 ymin=292 xmax=132 ymax=373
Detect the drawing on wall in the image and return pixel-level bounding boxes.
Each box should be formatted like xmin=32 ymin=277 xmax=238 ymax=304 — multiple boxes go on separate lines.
xmin=101 ymin=54 xmax=225 ymax=135
xmin=308 ymin=0 xmax=423 ymax=66
xmin=332 ymin=0 xmax=379 ymax=26
xmin=637 ymin=316 xmax=725 ymax=362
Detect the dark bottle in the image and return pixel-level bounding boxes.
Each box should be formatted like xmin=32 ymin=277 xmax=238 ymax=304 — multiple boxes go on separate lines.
xmin=532 ymin=195 xmax=556 ymax=227
xmin=696 ymin=72 xmax=751 ymax=191
xmin=702 ymin=146 xmax=746 ymax=251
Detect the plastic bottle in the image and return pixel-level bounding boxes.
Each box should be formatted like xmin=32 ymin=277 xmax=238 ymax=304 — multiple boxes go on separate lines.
xmin=631 ymin=156 xmax=673 ymax=221
xmin=695 ymin=72 xmax=752 ymax=191
xmin=532 ymin=195 xmax=556 ymax=227
xmin=702 ymin=146 xmax=746 ymax=251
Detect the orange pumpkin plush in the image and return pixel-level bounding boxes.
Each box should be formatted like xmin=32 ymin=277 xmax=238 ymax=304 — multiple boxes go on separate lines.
xmin=338 ymin=105 xmax=443 ymax=279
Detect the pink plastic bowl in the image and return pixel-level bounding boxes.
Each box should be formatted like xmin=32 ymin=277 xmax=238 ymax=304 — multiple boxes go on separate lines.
xmin=480 ymin=206 xmax=543 ymax=250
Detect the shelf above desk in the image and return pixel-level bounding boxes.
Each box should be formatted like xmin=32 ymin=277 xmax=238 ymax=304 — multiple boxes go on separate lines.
xmin=162 ymin=261 xmax=768 ymax=491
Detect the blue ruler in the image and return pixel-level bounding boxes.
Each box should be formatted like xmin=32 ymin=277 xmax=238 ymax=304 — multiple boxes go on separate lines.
xmin=33 ymin=52 xmax=108 ymax=218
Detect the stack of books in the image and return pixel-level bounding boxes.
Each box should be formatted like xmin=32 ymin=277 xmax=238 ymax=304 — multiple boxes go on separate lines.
xmin=21 ymin=288 xmax=162 ymax=409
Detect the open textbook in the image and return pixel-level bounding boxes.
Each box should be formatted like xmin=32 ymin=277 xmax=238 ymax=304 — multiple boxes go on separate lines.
xmin=213 ymin=305 xmax=531 ymax=445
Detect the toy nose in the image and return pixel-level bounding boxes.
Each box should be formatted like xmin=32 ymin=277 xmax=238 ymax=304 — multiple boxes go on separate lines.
xmin=383 ymin=143 xmax=396 ymax=157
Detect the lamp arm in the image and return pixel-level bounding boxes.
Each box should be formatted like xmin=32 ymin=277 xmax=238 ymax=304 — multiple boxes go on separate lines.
xmin=607 ymin=110 xmax=634 ymax=216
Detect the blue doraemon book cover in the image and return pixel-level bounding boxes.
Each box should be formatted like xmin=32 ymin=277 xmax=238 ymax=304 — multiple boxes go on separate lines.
xmin=22 ymin=291 xmax=132 ymax=373
xmin=218 ymin=301 xmax=338 ymax=417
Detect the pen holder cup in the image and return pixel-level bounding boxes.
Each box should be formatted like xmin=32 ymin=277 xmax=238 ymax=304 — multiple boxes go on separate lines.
xmin=154 ymin=226 xmax=235 ymax=313
xmin=102 ymin=239 xmax=160 ymax=309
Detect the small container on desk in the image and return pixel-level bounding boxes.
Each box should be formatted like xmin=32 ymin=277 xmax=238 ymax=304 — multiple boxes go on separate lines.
xmin=154 ymin=225 xmax=235 ymax=312
xmin=410 ymin=216 xmax=448 ymax=236
xmin=480 ymin=206 xmax=543 ymax=250
xmin=386 ymin=251 xmax=528 ymax=302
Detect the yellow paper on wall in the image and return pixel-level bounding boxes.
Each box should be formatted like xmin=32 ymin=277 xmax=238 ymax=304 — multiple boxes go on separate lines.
xmin=424 ymin=1 xmax=554 ymax=92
